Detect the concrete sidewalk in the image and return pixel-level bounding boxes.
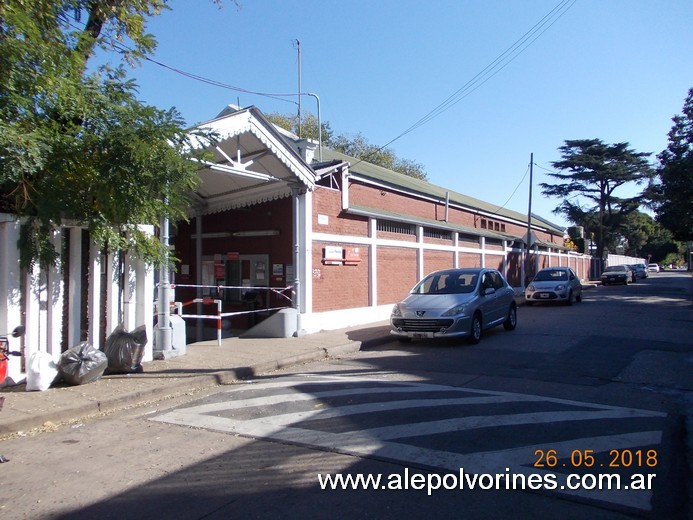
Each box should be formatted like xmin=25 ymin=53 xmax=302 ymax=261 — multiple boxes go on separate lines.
xmin=0 ymin=289 xmax=593 ymax=437
xmin=0 ymin=322 xmax=392 ymax=437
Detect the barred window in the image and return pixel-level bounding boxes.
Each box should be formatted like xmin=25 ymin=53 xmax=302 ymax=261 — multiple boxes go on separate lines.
xmin=423 ymin=227 xmax=451 ymax=240
xmin=377 ymin=219 xmax=415 ymax=235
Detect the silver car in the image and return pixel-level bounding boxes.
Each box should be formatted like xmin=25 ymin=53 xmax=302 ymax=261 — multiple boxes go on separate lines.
xmin=525 ymin=267 xmax=582 ymax=306
xmin=390 ymin=268 xmax=517 ymax=344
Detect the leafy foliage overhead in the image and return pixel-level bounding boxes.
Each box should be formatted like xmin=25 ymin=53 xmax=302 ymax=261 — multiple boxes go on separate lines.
xmin=0 ymin=1 xmax=212 ymax=269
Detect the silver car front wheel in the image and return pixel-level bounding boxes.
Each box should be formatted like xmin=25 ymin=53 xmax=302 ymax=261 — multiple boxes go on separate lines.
xmin=468 ymin=314 xmax=482 ymax=345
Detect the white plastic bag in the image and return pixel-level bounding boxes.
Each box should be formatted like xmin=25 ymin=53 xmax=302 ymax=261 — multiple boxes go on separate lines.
xmin=25 ymin=351 xmax=59 ymax=392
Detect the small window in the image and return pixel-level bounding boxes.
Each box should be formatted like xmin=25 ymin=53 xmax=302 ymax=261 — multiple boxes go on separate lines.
xmin=377 ymin=219 xmax=415 ymax=235
xmin=423 ymin=227 xmax=451 ymax=240
xmin=480 ymin=219 xmax=487 ymax=229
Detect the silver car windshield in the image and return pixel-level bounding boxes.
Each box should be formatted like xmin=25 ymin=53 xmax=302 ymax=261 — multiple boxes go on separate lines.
xmin=534 ymin=270 xmax=567 ymax=282
xmin=412 ymin=272 xmax=478 ymax=295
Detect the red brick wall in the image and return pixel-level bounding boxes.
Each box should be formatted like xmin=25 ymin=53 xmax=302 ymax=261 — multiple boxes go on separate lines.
xmin=313 ymin=187 xmax=368 ymax=236
xmin=423 ymin=250 xmax=455 ymax=275
xmin=348 ymin=181 xmax=563 ymax=244
xmin=486 ymin=256 xmax=505 ymax=272
xmin=311 ymin=242 xmax=370 ymax=312
xmin=506 ymin=252 xmax=522 ymax=286
xmin=377 ymin=229 xmax=417 ymax=242
xmin=377 ymin=247 xmax=418 ymax=304
xmin=458 ymin=253 xmax=482 ymax=268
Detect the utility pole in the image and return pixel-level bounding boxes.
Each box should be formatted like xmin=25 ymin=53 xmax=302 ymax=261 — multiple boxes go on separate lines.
xmin=524 ymin=153 xmax=534 ymax=286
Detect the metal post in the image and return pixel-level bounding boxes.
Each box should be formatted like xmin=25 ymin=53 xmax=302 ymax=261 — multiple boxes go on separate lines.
xmin=155 ymin=214 xmax=172 ymax=358
xmin=292 ymin=186 xmax=302 ymax=335
xmin=303 ymin=92 xmax=322 ymax=162
xmin=196 ymin=213 xmax=203 ymax=342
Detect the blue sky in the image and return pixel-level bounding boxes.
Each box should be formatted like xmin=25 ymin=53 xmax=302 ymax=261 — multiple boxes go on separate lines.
xmin=116 ymin=0 xmax=693 ymax=229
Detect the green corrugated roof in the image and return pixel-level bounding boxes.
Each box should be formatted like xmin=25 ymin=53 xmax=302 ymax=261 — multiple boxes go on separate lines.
xmin=320 ymin=148 xmax=564 ymax=234
xmin=348 ymin=204 xmax=517 ymax=241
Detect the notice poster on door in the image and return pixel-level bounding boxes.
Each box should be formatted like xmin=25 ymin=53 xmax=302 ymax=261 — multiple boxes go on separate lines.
xmin=272 ymin=263 xmax=284 ymax=283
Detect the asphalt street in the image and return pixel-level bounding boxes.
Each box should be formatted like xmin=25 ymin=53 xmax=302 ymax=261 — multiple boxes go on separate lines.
xmin=0 ymin=271 xmax=690 ymax=519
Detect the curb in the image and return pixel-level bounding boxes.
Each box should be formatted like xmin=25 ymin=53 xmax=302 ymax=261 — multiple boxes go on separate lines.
xmin=0 ymin=336 xmax=381 ymax=437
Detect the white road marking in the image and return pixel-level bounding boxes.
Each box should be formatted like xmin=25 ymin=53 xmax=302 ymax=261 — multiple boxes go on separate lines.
xmin=152 ymin=375 xmax=666 ymax=512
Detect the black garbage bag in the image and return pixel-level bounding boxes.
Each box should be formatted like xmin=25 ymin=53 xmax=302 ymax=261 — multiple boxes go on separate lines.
xmin=103 ymin=324 xmax=147 ymax=374
xmin=58 ymin=342 xmax=108 ymax=385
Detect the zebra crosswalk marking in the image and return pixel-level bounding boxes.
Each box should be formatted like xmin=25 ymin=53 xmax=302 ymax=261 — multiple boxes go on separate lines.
xmin=152 ymin=375 xmax=666 ymax=512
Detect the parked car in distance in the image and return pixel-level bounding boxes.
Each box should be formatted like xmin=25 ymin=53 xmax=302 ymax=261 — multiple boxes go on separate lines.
xmin=647 ymin=263 xmax=660 ymax=273
xmin=631 ymin=264 xmax=648 ymax=279
xmin=390 ymin=268 xmax=517 ymax=345
xmin=525 ymin=267 xmax=582 ymax=306
xmin=601 ymin=265 xmax=631 ymax=285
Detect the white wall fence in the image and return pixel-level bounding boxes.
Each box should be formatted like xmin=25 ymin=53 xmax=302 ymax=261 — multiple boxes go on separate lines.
xmin=0 ymin=214 xmax=154 ymax=386
xmin=606 ymin=254 xmax=647 ymax=267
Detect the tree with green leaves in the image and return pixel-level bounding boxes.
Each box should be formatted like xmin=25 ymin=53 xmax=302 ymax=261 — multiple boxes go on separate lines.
xmin=266 ymin=112 xmax=428 ymax=180
xmin=265 ymin=112 xmax=334 ymax=145
xmin=540 ymin=139 xmax=654 ymax=259
xmin=655 ymin=88 xmax=693 ymax=242
xmin=620 ymin=210 xmax=658 ymax=257
xmin=0 ymin=1 xmax=214 ymax=270
xmin=329 ymin=132 xmax=428 ymax=181
xmin=639 ymin=222 xmax=684 ymax=264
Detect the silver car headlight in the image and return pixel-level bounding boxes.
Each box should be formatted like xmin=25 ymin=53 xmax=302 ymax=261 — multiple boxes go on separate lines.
xmin=527 ymin=284 xmax=536 ymax=292
xmin=391 ymin=304 xmax=402 ymax=317
xmin=555 ymin=284 xmax=566 ymax=291
xmin=442 ymin=303 xmax=469 ymax=317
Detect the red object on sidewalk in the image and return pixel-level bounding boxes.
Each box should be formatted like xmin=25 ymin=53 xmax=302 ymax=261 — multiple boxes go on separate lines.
xmin=0 ymin=340 xmax=8 ymax=384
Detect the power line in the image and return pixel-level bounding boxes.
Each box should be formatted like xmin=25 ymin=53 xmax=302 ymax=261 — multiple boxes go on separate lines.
xmin=346 ymin=0 xmax=576 ymax=170
xmin=490 ymin=163 xmax=531 ymax=216
xmin=74 ymin=4 xmax=576 ymax=188
xmin=377 ymin=0 xmax=577 ymax=151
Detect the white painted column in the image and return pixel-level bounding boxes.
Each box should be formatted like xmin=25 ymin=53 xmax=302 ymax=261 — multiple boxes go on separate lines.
xmin=0 ymin=216 xmax=24 ymax=383
xmin=45 ymin=229 xmax=63 ymax=358
xmin=125 ymin=253 xmax=138 ymax=330
xmin=68 ymin=227 xmax=82 ymax=348
xmin=416 ymin=226 xmax=424 ymax=280
xmin=300 ymin=189 xmax=312 ymax=314
xmin=0 ymin=216 xmax=22 ymax=332
xmin=480 ymin=236 xmax=486 ymax=268
xmin=134 ymin=230 xmax=154 ymax=362
xmin=27 ymin=264 xmax=42 ymax=356
xmin=88 ymin=242 xmax=102 ymax=350
xmin=105 ymin=251 xmax=120 ymax=335
xmin=502 ymin=240 xmax=508 ymax=276
xmin=453 ymin=232 xmax=459 ymax=268
xmin=369 ymin=218 xmax=377 ymax=306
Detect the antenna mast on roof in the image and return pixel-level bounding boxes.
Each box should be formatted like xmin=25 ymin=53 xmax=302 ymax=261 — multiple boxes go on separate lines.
xmin=294 ymin=39 xmax=302 ymax=138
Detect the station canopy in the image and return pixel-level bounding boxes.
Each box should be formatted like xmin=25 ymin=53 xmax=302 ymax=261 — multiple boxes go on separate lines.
xmin=187 ymin=105 xmax=316 ymax=216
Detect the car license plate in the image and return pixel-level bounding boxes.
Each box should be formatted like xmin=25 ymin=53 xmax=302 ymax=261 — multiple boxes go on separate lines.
xmin=413 ymin=332 xmax=434 ymax=339
xmin=539 ymin=293 xmax=550 ymax=298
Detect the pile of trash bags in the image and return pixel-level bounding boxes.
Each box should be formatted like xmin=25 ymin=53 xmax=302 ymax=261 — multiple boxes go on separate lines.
xmin=102 ymin=324 xmax=146 ymax=375
xmin=25 ymin=324 xmax=147 ymax=391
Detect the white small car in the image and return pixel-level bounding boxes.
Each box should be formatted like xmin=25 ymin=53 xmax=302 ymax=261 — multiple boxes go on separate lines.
xmin=647 ymin=263 xmax=660 ymax=273
xmin=525 ymin=267 xmax=582 ymax=306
